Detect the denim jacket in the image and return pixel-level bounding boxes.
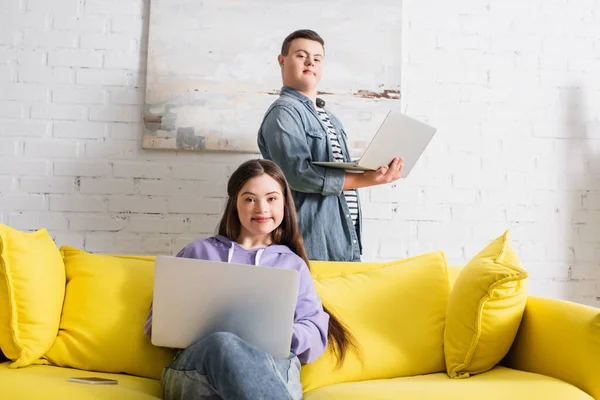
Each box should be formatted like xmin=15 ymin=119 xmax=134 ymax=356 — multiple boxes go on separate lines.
xmin=257 ymin=86 xmax=362 ymax=261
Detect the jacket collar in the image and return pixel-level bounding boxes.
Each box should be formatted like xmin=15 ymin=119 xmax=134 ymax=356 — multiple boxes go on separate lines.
xmin=280 ymin=86 xmax=325 ymax=108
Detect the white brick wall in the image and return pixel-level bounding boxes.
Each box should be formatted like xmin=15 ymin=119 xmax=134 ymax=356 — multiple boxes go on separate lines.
xmin=400 ymin=0 xmax=600 ymax=307
xmin=0 ymin=0 xmax=599 ymax=307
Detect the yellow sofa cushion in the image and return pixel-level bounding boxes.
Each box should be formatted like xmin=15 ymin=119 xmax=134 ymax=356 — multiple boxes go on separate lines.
xmin=0 ymin=224 xmax=65 ymax=368
xmin=444 ymin=230 xmax=528 ymax=378
xmin=44 ymin=247 xmax=176 ymax=379
xmin=302 ymin=366 xmax=592 ymax=400
xmin=301 ymin=251 xmax=451 ymax=392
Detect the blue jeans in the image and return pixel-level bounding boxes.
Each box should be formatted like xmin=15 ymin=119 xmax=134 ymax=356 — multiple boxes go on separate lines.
xmin=162 ymin=332 xmax=303 ymax=400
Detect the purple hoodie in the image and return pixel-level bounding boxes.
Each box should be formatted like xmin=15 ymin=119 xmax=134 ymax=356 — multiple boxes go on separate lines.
xmin=144 ymin=235 xmax=329 ymax=364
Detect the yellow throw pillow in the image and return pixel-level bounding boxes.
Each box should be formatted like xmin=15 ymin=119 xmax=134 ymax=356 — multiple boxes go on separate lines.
xmin=0 ymin=224 xmax=65 ymax=368
xmin=444 ymin=230 xmax=528 ymax=378
xmin=44 ymin=247 xmax=176 ymax=379
xmin=301 ymin=252 xmax=451 ymax=393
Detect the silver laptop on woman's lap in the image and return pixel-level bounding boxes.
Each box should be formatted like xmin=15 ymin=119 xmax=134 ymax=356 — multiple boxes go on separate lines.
xmin=151 ymin=256 xmax=299 ymax=359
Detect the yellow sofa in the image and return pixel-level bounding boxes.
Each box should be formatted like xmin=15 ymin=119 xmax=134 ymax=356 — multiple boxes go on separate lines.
xmin=2 ymin=296 xmax=599 ymax=400
xmin=0 ymin=227 xmax=599 ymax=400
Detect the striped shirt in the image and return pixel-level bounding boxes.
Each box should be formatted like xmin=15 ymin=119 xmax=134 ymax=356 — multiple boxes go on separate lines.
xmin=316 ymin=107 xmax=359 ymax=228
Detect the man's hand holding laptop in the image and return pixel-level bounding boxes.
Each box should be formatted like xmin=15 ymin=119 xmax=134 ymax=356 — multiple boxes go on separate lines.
xmin=312 ymin=111 xmax=437 ymax=187
xmin=366 ymin=156 xmax=404 ymax=184
xmin=343 ymin=156 xmax=403 ymax=190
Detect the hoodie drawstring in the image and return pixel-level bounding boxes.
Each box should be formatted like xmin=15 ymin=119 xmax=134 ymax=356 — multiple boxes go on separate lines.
xmin=227 ymin=242 xmax=234 ymax=264
xmin=255 ymin=248 xmax=264 ymax=266
xmin=227 ymin=242 xmax=265 ymax=266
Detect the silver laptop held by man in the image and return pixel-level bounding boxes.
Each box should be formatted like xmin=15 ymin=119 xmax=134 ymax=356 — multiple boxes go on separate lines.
xmin=151 ymin=256 xmax=299 ymax=359
xmin=312 ymin=111 xmax=437 ymax=177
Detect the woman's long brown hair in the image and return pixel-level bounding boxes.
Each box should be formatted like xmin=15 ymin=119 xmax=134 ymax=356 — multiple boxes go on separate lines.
xmin=218 ymin=159 xmax=357 ymax=365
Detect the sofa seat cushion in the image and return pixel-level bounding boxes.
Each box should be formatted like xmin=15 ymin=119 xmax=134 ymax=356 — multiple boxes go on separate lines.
xmin=0 ymin=362 xmax=161 ymax=399
xmin=303 ymin=366 xmax=592 ymax=400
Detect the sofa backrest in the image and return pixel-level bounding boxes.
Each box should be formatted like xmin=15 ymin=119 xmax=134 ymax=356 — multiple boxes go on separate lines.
xmin=301 ymin=252 xmax=452 ymax=392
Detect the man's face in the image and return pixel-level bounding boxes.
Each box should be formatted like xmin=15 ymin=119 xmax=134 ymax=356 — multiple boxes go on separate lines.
xmin=278 ymin=38 xmax=324 ymax=93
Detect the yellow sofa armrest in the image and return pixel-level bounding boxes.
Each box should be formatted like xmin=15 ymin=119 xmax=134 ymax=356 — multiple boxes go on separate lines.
xmin=504 ymin=296 xmax=600 ymax=399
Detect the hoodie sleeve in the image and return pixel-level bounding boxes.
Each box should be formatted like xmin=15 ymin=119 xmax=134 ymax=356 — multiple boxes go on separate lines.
xmin=291 ymin=264 xmax=330 ymax=364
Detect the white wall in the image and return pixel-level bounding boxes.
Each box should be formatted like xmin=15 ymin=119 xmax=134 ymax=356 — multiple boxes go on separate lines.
xmin=400 ymin=0 xmax=600 ymax=307
xmin=1 ymin=0 xmax=599 ymax=307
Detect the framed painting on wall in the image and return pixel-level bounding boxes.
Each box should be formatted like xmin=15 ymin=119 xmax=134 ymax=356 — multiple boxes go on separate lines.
xmin=143 ymin=0 xmax=402 ymax=155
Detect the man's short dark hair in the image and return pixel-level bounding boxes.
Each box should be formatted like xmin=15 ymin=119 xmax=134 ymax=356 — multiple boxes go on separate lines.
xmin=281 ymin=30 xmax=325 ymax=56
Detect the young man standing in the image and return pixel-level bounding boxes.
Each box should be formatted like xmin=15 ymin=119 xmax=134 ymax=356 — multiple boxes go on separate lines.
xmin=257 ymin=30 xmax=403 ymax=261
